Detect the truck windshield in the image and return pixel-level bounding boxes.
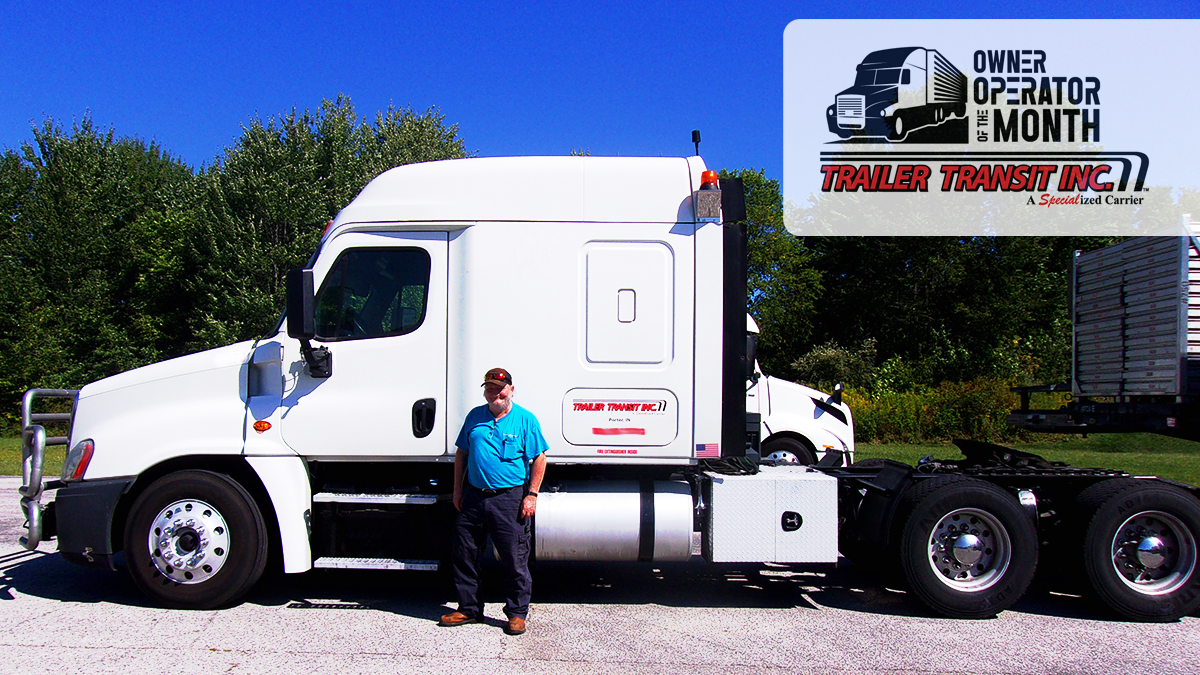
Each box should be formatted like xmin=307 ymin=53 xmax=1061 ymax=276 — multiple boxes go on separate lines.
xmin=854 ymin=68 xmax=902 ymax=86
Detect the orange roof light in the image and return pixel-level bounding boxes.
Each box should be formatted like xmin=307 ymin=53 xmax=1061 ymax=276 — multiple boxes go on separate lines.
xmin=700 ymin=170 xmax=719 ymax=190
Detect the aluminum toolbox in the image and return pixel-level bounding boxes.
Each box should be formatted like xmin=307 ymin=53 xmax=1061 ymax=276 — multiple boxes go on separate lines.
xmin=1073 ymin=237 xmax=1200 ymax=396
xmin=702 ymin=465 xmax=838 ymax=564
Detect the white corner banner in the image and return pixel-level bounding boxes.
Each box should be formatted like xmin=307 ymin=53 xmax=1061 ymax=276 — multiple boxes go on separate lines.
xmin=783 ymin=20 xmax=1200 ymax=236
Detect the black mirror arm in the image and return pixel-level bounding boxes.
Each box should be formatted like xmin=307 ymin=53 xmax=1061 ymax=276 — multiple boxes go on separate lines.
xmin=299 ymin=339 xmax=333 ymax=378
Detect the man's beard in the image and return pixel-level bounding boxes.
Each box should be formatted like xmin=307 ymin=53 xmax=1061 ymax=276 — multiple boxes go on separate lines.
xmin=489 ymin=397 xmax=512 ymax=416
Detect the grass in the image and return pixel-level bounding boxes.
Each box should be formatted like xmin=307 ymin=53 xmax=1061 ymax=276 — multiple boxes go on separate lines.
xmin=856 ymin=433 xmax=1200 ymax=486
xmin=0 ymin=436 xmax=64 ymax=479
xmin=2 ymin=433 xmax=1196 ymax=488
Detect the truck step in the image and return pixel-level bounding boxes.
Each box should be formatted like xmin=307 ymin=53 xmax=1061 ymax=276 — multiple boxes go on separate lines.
xmin=313 ymin=557 xmax=439 ymax=571
xmin=312 ymin=492 xmax=438 ymax=505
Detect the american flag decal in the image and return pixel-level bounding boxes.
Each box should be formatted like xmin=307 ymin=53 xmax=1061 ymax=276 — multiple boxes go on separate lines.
xmin=695 ymin=443 xmax=719 ymax=458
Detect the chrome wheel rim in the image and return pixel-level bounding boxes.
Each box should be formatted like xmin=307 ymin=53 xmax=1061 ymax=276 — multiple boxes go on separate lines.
xmin=926 ymin=508 xmax=1012 ymax=592
xmin=1110 ymin=510 xmax=1197 ymax=596
xmin=766 ymin=450 xmax=800 ymax=464
xmin=147 ymin=499 xmax=230 ymax=584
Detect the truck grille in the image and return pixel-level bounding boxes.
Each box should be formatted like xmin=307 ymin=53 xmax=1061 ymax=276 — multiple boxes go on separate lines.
xmin=837 ymin=95 xmax=865 ymax=118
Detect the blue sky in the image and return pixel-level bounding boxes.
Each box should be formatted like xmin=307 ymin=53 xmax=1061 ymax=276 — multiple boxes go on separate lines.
xmin=2 ymin=1 xmax=1196 ymax=181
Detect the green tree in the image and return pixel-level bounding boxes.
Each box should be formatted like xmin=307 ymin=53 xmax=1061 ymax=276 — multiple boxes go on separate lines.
xmin=804 ymin=235 xmax=1120 ymax=387
xmin=186 ymin=96 xmax=470 ymax=349
xmin=0 ymin=116 xmax=194 ymax=426
xmin=722 ymin=168 xmax=822 ymax=376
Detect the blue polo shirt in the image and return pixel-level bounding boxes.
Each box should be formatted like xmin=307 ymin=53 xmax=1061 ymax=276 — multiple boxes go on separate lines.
xmin=455 ymin=402 xmax=549 ymax=490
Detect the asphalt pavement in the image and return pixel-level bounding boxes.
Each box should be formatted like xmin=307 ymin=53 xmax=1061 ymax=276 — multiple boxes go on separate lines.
xmin=0 ymin=476 xmax=1196 ymax=674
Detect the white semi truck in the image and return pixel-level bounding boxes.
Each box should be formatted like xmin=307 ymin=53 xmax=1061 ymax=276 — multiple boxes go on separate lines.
xmin=18 ymin=156 xmax=1200 ymax=622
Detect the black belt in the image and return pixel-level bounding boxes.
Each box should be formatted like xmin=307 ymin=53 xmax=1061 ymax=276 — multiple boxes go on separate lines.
xmin=470 ymin=484 xmax=522 ymax=496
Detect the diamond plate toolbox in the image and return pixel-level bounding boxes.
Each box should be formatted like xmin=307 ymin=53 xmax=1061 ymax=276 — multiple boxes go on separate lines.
xmin=703 ymin=465 xmax=838 ymax=563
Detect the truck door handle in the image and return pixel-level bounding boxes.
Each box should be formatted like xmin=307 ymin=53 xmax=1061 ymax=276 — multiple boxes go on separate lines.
xmin=412 ymin=398 xmax=436 ymax=438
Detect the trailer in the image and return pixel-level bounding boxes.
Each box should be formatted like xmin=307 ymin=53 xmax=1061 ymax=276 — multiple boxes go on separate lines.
xmin=17 ymin=157 xmax=1200 ymax=622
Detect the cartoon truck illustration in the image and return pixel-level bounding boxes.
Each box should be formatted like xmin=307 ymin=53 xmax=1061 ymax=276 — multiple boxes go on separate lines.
xmin=826 ymin=47 xmax=967 ymax=141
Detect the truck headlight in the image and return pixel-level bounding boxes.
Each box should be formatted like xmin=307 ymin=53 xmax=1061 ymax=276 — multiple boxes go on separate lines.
xmin=61 ymin=439 xmax=95 ymax=482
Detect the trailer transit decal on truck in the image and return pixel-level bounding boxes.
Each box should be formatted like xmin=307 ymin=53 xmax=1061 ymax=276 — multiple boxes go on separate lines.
xmin=561 ymin=389 xmax=678 ymax=447
xmin=784 ymin=20 xmax=1198 ymax=235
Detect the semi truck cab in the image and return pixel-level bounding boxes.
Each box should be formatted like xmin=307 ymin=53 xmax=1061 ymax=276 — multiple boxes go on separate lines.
xmin=826 ymin=47 xmax=967 ymax=141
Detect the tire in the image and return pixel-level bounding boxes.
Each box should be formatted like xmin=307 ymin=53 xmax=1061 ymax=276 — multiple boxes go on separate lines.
xmin=889 ymin=115 xmax=906 ymax=141
xmin=761 ymin=436 xmax=816 ymax=465
xmin=1075 ymin=479 xmax=1200 ymax=622
xmin=896 ymin=477 xmax=1038 ymax=619
xmin=124 ymin=470 xmax=268 ymax=609
xmin=851 ymin=457 xmax=886 ymax=469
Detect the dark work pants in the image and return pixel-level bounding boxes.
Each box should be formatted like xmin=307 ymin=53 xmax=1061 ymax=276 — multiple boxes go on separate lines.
xmin=452 ymin=485 xmax=532 ymax=619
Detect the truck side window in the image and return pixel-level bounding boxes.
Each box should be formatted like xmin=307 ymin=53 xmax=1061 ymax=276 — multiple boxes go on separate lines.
xmin=313 ymin=247 xmax=432 ymax=340
xmin=875 ymin=68 xmax=901 ymax=85
xmin=901 ymin=69 xmax=910 ymax=85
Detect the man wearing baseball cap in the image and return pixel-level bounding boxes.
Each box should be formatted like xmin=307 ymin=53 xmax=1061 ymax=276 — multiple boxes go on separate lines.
xmin=439 ymin=367 xmax=548 ymax=635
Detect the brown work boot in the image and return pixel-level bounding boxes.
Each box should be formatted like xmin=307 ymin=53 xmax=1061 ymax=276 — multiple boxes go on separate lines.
xmin=438 ymin=610 xmax=480 ymax=627
xmin=504 ymin=616 xmax=526 ymax=635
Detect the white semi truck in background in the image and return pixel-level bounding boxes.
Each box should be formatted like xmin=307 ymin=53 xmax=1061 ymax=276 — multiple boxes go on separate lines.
xmin=18 ymin=156 xmax=1200 ymax=622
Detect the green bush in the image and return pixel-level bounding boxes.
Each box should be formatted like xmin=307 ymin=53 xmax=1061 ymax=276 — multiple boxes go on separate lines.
xmin=846 ymin=377 xmax=1039 ymax=444
xmin=791 ymin=339 xmax=876 ymax=391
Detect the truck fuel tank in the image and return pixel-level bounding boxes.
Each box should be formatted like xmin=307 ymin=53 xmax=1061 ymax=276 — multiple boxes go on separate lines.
xmin=535 ymin=481 xmax=693 ymax=562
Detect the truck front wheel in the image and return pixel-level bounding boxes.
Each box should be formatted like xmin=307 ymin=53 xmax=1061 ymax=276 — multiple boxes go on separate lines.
xmin=897 ymin=478 xmax=1037 ymax=619
xmin=761 ymin=436 xmax=816 ymax=465
xmin=124 ymin=470 xmax=268 ymax=609
xmin=1076 ymin=480 xmax=1200 ymax=622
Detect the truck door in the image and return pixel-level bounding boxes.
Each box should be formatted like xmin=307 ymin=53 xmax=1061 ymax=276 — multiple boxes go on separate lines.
xmin=279 ymin=231 xmax=448 ymax=457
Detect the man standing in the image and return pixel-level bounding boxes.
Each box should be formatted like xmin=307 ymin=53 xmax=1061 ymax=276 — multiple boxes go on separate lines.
xmin=439 ymin=367 xmax=548 ymax=635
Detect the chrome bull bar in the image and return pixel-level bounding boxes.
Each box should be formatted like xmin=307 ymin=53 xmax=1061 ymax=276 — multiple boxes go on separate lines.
xmin=19 ymin=388 xmax=77 ymax=549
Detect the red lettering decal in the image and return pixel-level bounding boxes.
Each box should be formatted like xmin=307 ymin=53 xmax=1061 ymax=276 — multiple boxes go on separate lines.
xmin=819 ymin=165 xmax=838 ymax=191
xmin=873 ymin=164 xmax=891 ymax=190
xmin=847 ymin=165 xmax=871 ymax=191
xmin=909 ymin=165 xmax=931 ymax=191
xmin=940 ymin=165 xmax=960 ymax=191
xmin=1088 ymin=164 xmax=1113 ymax=191
xmin=835 ymin=165 xmax=855 ymax=191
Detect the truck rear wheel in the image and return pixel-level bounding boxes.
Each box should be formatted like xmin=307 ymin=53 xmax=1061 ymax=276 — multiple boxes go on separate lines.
xmin=124 ymin=470 xmax=268 ymax=609
xmin=897 ymin=478 xmax=1037 ymax=619
xmin=1076 ymin=479 xmax=1200 ymax=622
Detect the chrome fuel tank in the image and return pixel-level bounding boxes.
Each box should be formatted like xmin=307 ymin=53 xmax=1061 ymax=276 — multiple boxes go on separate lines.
xmin=535 ymin=481 xmax=693 ymax=562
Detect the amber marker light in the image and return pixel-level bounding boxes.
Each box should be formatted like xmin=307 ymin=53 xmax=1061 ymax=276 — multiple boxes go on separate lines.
xmin=700 ymin=170 xmax=720 ymax=189
xmin=253 ymin=421 xmax=271 ymax=433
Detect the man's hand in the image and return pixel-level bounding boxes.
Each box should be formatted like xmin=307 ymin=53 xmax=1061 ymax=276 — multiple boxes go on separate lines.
xmin=453 ymin=489 xmax=463 ymax=512
xmin=520 ymin=494 xmax=537 ymax=519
